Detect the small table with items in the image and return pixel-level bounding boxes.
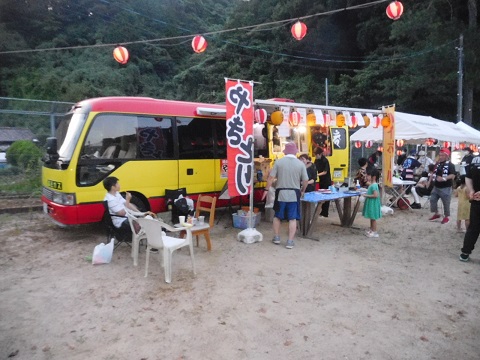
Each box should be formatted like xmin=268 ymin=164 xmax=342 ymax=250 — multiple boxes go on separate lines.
xmin=385 ymin=177 xmax=417 ymax=210
xmin=300 ymin=190 xmax=363 ymax=241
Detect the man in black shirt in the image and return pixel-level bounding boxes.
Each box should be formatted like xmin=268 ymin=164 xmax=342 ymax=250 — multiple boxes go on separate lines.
xmin=429 ymin=148 xmax=456 ymax=224
xmin=314 ymin=147 xmax=331 ymax=217
xmin=460 ymin=156 xmax=480 ymax=262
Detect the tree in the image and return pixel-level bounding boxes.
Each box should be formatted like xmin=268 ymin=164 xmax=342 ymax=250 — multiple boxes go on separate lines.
xmin=6 ymin=140 xmax=43 ymax=170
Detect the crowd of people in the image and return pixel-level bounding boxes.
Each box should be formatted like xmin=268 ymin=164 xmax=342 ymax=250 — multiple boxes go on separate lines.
xmin=104 ymin=142 xmax=480 ymax=263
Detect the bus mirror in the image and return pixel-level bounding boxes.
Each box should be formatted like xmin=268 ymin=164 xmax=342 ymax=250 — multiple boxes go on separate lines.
xmin=46 ymin=137 xmax=58 ymax=155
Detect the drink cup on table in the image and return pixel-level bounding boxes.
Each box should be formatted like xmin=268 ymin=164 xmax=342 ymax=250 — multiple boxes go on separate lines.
xmin=198 ymin=216 xmax=205 ymax=224
xmin=178 ymin=216 xmax=185 ymax=224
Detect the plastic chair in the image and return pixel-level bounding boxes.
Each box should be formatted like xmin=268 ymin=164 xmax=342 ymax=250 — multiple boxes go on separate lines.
xmin=102 ymin=201 xmax=131 ymax=249
xmin=192 ymin=194 xmax=217 ymax=251
xmin=137 ymin=218 xmax=196 ymax=284
xmin=125 ymin=212 xmax=148 ymax=266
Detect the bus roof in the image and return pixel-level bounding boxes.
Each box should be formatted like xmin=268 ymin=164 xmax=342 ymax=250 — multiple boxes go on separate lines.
xmin=74 ymin=97 xmax=226 ymax=118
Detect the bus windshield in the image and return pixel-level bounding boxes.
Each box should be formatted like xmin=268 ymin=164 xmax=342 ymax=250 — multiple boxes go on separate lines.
xmin=57 ymin=113 xmax=87 ymax=162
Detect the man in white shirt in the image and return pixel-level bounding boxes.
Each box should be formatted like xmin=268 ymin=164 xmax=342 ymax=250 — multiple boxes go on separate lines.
xmin=103 ymin=176 xmax=155 ymax=233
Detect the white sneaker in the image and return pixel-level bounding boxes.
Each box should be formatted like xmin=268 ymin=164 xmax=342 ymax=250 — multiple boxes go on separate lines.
xmin=366 ymin=231 xmax=379 ymax=238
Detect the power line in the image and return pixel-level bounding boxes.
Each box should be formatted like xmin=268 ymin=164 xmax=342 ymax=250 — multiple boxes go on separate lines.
xmin=0 ymin=0 xmax=390 ymax=55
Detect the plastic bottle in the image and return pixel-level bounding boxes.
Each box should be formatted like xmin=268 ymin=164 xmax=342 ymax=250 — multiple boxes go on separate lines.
xmin=356 ymin=180 xmax=361 ymax=189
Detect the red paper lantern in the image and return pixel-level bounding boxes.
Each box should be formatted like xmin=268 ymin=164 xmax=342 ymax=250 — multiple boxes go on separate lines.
xmin=349 ymin=114 xmax=358 ymax=128
xmin=386 ymin=1 xmax=404 ymax=20
xmin=470 ymin=144 xmax=476 ymax=151
xmin=443 ymin=141 xmax=450 ymax=149
xmin=289 ymin=111 xmax=301 ymax=127
xmin=373 ymin=116 xmax=381 ymax=128
xmin=254 ymin=109 xmax=267 ymax=124
xmin=396 ymin=150 xmax=403 ymax=156
xmin=365 ymin=140 xmax=373 ymax=148
xmin=323 ymin=113 xmax=331 ymax=127
xmin=192 ymin=35 xmax=207 ymax=53
xmin=396 ymin=139 xmax=404 ymax=147
xmin=454 ymin=143 xmax=460 ymax=150
xmin=378 ymin=146 xmax=384 ymax=152
xmin=291 ymin=21 xmax=307 ymax=41
xmin=113 ymin=46 xmax=129 ymax=64
xmin=459 ymin=143 xmax=466 ymax=150
xmin=354 ymin=141 xmax=362 ymax=149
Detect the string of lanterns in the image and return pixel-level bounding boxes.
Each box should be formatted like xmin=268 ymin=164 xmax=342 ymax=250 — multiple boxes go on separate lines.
xmin=113 ymin=1 xmax=404 ymax=63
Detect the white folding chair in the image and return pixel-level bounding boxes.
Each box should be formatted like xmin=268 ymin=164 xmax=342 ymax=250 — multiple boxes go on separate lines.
xmin=126 ymin=213 xmax=147 ymax=267
xmin=137 ymin=218 xmax=196 ymax=283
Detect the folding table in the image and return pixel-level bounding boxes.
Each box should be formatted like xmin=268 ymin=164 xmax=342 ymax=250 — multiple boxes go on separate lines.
xmin=301 ymin=191 xmax=362 ymax=241
xmin=385 ymin=178 xmax=417 ymax=210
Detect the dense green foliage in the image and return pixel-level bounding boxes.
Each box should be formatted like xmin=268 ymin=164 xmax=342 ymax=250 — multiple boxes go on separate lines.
xmin=6 ymin=140 xmax=43 ymax=169
xmin=0 ymin=0 xmax=478 ymax=129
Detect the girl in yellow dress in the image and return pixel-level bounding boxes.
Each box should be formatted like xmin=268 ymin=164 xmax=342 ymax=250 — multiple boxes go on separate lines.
xmin=455 ymin=175 xmax=470 ymax=232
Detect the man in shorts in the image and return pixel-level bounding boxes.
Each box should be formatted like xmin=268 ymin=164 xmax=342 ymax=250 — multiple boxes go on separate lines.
xmin=262 ymin=142 xmax=308 ymax=249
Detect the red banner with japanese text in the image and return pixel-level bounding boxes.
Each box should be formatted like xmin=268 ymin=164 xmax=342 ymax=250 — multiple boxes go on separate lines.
xmin=225 ymin=80 xmax=254 ymax=197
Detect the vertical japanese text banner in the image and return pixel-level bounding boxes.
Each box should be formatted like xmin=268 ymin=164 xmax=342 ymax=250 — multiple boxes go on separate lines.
xmin=225 ymin=80 xmax=254 ymax=197
xmin=382 ymin=108 xmax=395 ymax=188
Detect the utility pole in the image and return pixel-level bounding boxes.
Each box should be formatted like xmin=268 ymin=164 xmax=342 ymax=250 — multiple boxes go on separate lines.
xmin=325 ymin=78 xmax=329 ymax=106
xmin=456 ymin=34 xmax=464 ymax=123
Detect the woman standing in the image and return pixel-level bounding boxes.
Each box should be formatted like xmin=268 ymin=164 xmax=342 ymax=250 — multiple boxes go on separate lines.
xmin=298 ymin=154 xmax=317 ymax=192
xmin=314 ymin=147 xmax=331 ymax=217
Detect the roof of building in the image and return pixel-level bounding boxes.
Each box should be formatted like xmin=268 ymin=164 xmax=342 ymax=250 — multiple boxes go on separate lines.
xmin=0 ymin=127 xmax=37 ymax=143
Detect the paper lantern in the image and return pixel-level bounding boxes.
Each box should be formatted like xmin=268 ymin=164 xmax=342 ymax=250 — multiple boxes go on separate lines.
xmin=381 ymin=116 xmax=391 ymax=128
xmin=192 ymin=35 xmax=208 ymax=53
xmin=291 ymin=21 xmax=307 ymax=41
xmin=254 ymin=109 xmax=267 ymax=124
xmin=460 ymin=143 xmax=466 ymax=150
xmin=378 ymin=146 xmax=384 ymax=152
xmin=289 ymin=111 xmax=301 ymax=127
xmin=354 ymin=141 xmax=362 ymax=149
xmin=396 ymin=139 xmax=404 ymax=147
xmin=113 ymin=46 xmax=129 ymax=64
xmin=349 ymin=114 xmax=358 ymax=128
xmin=443 ymin=141 xmax=450 ymax=149
xmin=363 ymin=115 xmax=371 ymax=128
xmin=365 ymin=140 xmax=373 ymax=148
xmin=386 ymin=1 xmax=404 ymax=20
xmin=336 ymin=113 xmax=346 ymax=127
xmin=270 ymin=110 xmax=283 ymax=126
xmin=470 ymin=144 xmax=476 ymax=151
xmin=306 ymin=113 xmax=316 ymax=126
xmin=454 ymin=143 xmax=460 ymax=150
xmin=373 ymin=116 xmax=381 ymax=128
xmin=323 ymin=113 xmax=331 ymax=127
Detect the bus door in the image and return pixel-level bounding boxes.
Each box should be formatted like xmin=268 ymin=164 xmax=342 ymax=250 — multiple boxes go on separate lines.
xmin=177 ymin=117 xmax=224 ymax=195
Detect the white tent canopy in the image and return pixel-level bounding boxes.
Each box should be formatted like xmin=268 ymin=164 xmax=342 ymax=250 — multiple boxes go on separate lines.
xmin=350 ymin=112 xmax=480 ymax=144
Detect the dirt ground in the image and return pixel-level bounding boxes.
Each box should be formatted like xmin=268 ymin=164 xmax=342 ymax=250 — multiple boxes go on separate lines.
xmin=1 ymin=197 xmax=479 ymax=360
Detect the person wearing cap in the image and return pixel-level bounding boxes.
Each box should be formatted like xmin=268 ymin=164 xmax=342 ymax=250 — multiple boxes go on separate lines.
xmin=314 ymin=147 xmax=332 ymax=217
xmin=459 ymin=156 xmax=480 ymax=262
xmin=400 ymin=149 xmax=421 ymax=182
xmin=417 ymin=150 xmax=434 ymax=167
xmin=262 ymin=142 xmax=308 ymax=249
xmin=429 ymin=148 xmax=456 ymax=224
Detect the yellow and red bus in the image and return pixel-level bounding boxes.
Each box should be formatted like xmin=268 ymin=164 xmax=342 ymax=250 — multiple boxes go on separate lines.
xmin=42 ymin=96 xmax=361 ymax=226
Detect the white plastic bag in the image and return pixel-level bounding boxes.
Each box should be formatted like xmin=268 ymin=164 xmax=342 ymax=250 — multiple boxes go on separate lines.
xmin=92 ymin=238 xmax=114 ymax=265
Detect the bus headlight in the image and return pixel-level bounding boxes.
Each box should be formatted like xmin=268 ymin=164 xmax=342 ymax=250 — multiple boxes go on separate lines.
xmin=52 ymin=192 xmax=76 ymax=205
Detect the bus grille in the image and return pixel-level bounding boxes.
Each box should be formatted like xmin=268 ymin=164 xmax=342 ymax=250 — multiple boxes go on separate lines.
xmin=42 ymin=187 xmax=54 ymax=201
